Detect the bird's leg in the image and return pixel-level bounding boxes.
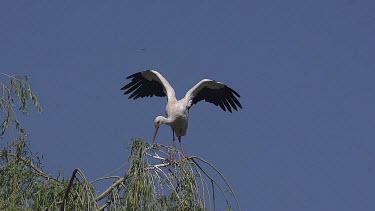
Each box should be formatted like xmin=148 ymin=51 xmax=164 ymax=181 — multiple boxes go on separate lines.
xmin=172 ymin=130 xmax=176 ymax=148
xmin=178 ymin=137 xmax=186 ymax=157
xmin=168 ymin=130 xmax=176 ymax=162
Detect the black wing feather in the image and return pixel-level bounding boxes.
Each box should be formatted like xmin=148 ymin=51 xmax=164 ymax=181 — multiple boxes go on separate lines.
xmin=222 ymin=98 xmax=232 ymax=112
xmin=218 ymin=99 xmax=226 ymax=111
xmin=230 ymin=93 xmax=242 ymax=109
xmin=226 ymin=95 xmax=238 ymax=111
xmin=124 ymin=81 xmax=142 ymax=95
xmin=121 ymin=71 xmax=166 ymax=99
xmin=192 ymin=85 xmax=242 ymax=112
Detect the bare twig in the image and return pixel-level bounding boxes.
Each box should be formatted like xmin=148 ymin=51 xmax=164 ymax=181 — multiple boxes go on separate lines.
xmin=189 ymin=156 xmax=241 ymax=211
xmin=95 ymin=173 xmax=128 ymax=202
xmin=90 ymin=176 xmax=122 ymax=184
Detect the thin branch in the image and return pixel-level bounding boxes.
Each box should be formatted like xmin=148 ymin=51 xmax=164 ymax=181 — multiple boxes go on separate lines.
xmin=145 ymin=151 xmax=168 ymax=161
xmin=4 ymin=153 xmax=60 ymax=184
xmin=61 ymin=168 xmax=80 ymax=211
xmin=90 ymin=176 xmax=122 ymax=184
xmin=212 ymin=179 xmax=216 ymax=211
xmin=189 ymin=156 xmax=241 ymax=211
xmin=102 ymin=160 xmax=129 ymax=177
xmin=190 ymin=158 xmax=231 ymax=210
xmin=95 ymin=173 xmax=128 ymax=202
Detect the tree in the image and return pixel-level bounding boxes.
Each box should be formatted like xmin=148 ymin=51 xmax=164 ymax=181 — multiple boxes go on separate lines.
xmin=0 ymin=73 xmax=240 ymax=211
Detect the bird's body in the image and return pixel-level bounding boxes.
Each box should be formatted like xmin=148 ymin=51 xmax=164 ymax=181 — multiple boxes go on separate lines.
xmin=121 ymin=70 xmax=242 ymax=155
xmin=165 ymin=100 xmax=189 ymax=137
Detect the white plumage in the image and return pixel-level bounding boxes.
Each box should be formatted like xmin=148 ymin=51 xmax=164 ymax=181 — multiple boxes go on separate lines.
xmin=121 ymin=70 xmax=242 ymax=155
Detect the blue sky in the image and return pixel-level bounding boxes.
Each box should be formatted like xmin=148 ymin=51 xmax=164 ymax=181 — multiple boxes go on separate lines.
xmin=1 ymin=1 xmax=375 ymax=210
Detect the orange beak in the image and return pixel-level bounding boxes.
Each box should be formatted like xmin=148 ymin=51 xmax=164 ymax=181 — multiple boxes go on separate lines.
xmin=152 ymin=125 xmax=159 ymax=142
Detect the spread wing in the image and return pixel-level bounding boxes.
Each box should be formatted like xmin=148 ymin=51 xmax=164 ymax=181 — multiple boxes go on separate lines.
xmin=184 ymin=79 xmax=242 ymax=112
xmin=121 ymin=70 xmax=176 ymax=102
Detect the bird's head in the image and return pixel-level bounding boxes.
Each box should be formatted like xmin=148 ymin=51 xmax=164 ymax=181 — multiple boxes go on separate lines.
xmin=153 ymin=116 xmax=166 ymax=142
xmin=154 ymin=116 xmax=166 ymax=127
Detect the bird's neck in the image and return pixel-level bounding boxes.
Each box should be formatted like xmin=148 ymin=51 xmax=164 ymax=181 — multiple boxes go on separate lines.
xmin=159 ymin=116 xmax=173 ymax=125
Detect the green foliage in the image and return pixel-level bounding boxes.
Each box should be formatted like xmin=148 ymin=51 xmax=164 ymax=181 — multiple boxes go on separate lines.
xmin=0 ymin=73 xmax=64 ymax=210
xmin=0 ymin=73 xmax=240 ymax=211
xmin=103 ymin=139 xmax=207 ymax=211
xmin=61 ymin=169 xmax=98 ymax=211
xmin=0 ymin=73 xmax=41 ymax=137
xmin=97 ymin=139 xmax=240 ymax=211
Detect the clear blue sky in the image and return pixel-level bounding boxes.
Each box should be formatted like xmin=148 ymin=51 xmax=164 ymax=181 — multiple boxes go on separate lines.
xmin=1 ymin=1 xmax=375 ymax=210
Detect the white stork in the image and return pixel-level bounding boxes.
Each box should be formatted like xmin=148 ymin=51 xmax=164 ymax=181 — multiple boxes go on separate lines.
xmin=121 ymin=70 xmax=242 ymax=155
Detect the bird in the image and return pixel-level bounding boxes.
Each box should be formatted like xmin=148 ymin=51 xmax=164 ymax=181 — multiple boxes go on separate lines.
xmin=121 ymin=70 xmax=242 ymax=155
